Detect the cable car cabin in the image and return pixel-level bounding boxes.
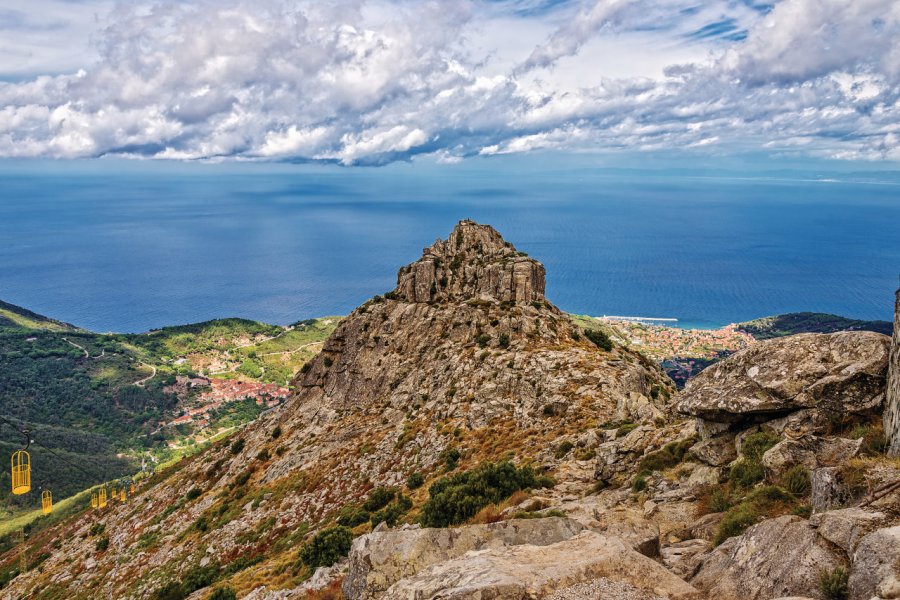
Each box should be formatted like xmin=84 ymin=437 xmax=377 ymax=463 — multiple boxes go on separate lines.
xmin=11 ymin=450 xmax=30 ymax=495
xmin=91 ymin=493 xmax=98 ymax=509
xmin=41 ymin=490 xmax=52 ymax=515
xmin=98 ymin=488 xmax=107 ymax=508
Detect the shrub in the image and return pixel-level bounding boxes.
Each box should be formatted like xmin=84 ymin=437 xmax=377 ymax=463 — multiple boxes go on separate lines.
xmin=229 ymin=439 xmax=245 ymax=455
xmin=208 ymin=587 xmax=237 ymax=600
xmin=362 ymin=487 xmax=396 ymax=512
xmin=323 ymin=356 xmax=334 ymax=367
xmin=713 ymin=504 xmax=757 ymax=546
xmin=89 ymin=522 xmax=105 ymax=536
xmin=153 ymin=582 xmax=186 ymax=600
xmin=584 ymin=329 xmax=613 ymax=351
xmin=781 ymin=465 xmax=811 ymax=496
xmin=370 ymin=495 xmax=412 ymax=528
xmin=740 ymin=431 xmax=779 ymax=461
xmin=95 ymin=536 xmax=109 ymax=552
xmin=419 ymin=461 xmax=551 ymax=527
xmin=442 ymin=447 xmax=461 ymax=471
xmin=730 ymin=458 xmax=766 ymax=488
xmin=819 ymin=567 xmax=849 ymax=600
xmin=498 ymin=333 xmax=510 ymax=349
xmin=182 ymin=563 xmax=220 ymax=595
xmin=632 ymin=475 xmax=648 ymax=492
xmin=554 ymin=441 xmax=574 ymax=459
xmin=638 ymin=438 xmax=696 ymax=473
xmin=336 ymin=505 xmax=370 ymax=528
xmin=299 ymin=526 xmax=353 ymax=569
xmin=407 ymin=472 xmax=425 ymax=490
xmin=475 ymin=333 xmax=491 ymax=348
xmin=186 ymin=487 xmax=202 ymax=501
xmin=616 ymin=423 xmax=638 ymax=437
xmin=271 ymin=425 xmax=282 ymax=439
xmin=256 ymin=448 xmax=270 ymax=462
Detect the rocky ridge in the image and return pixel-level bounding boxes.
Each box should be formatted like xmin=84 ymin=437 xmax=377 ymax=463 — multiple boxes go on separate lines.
xmin=2 ymin=223 xmax=898 ymax=600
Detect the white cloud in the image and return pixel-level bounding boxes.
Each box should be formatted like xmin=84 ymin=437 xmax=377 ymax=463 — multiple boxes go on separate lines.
xmin=0 ymin=0 xmax=897 ymax=163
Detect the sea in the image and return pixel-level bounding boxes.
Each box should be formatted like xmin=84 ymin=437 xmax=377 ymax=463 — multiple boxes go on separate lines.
xmin=1 ymin=154 xmax=899 ymax=333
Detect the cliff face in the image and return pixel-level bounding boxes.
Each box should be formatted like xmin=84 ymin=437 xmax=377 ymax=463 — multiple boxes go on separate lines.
xmin=0 ymin=221 xmax=675 ymax=599
xmin=885 ymin=289 xmax=900 ymax=456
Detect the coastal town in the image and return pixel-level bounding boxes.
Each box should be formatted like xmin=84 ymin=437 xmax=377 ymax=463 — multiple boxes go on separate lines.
xmin=162 ymin=376 xmax=292 ymax=431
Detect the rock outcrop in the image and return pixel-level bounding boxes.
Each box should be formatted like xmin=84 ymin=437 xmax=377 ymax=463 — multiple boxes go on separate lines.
xmin=886 ymin=289 xmax=900 ymax=456
xmin=676 ymin=331 xmax=891 ymax=423
xmin=343 ymin=518 xmax=584 ymax=599
xmin=761 ymin=435 xmax=863 ymax=475
xmin=691 ymin=515 xmax=847 ymax=600
xmin=378 ymin=531 xmax=700 ymax=600
xmin=848 ymin=526 xmax=900 ymax=600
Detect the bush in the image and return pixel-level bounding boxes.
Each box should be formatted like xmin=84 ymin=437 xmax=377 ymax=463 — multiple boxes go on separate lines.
xmin=362 ymin=487 xmax=396 ymax=512
xmin=336 ymin=505 xmax=370 ymax=528
xmin=781 ymin=465 xmax=811 ymax=496
xmin=475 ymin=333 xmax=491 ymax=348
xmin=632 ymin=474 xmax=648 ymax=492
xmin=554 ymin=441 xmax=574 ymax=459
xmin=713 ymin=485 xmax=797 ymax=545
xmin=271 ymin=425 xmax=282 ymax=439
xmin=740 ymin=431 xmax=779 ymax=461
xmin=229 ymin=439 xmax=245 ymax=455
xmin=616 ymin=422 xmax=638 ymax=438
xmin=153 ymin=582 xmax=186 ymax=600
xmin=713 ymin=504 xmax=757 ymax=546
xmin=299 ymin=526 xmax=353 ymax=569
xmin=95 ymin=536 xmax=109 ymax=552
xmin=89 ymin=522 xmax=105 ymax=536
xmin=730 ymin=458 xmax=766 ymax=488
xmin=498 ymin=333 xmax=510 ymax=349
xmin=208 ymin=587 xmax=237 ymax=600
xmin=819 ymin=567 xmax=849 ymax=600
xmin=442 ymin=447 xmax=461 ymax=471
xmin=420 ymin=461 xmax=551 ymax=527
xmin=638 ymin=438 xmax=696 ymax=473
xmin=186 ymin=487 xmax=202 ymax=501
xmin=584 ymin=329 xmax=613 ymax=351
xmin=370 ymin=495 xmax=412 ymax=528
xmin=407 ymin=472 xmax=425 ymax=490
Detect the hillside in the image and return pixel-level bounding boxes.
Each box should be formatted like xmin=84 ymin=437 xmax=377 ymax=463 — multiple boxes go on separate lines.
xmin=0 ymin=220 xmax=679 ymax=598
xmin=737 ymin=312 xmax=892 ymax=339
xmin=0 ymin=306 xmax=336 ymax=516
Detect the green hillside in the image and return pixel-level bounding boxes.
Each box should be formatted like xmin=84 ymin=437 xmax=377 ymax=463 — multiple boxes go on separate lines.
xmin=737 ymin=312 xmax=892 ymax=339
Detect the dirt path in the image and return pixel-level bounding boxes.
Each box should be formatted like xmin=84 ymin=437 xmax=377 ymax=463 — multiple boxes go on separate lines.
xmin=62 ymin=337 xmax=89 ymax=358
xmin=134 ymin=363 xmax=157 ymax=387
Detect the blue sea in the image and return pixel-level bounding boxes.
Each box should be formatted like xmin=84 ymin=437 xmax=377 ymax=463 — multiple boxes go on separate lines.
xmin=1 ymin=154 xmax=898 ymax=333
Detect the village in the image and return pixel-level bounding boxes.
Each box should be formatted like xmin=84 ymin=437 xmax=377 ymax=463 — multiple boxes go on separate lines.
xmin=162 ymin=376 xmax=291 ymax=431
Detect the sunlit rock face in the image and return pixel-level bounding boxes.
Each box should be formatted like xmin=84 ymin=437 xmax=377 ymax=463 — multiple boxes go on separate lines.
xmin=886 ymin=289 xmax=900 ymax=456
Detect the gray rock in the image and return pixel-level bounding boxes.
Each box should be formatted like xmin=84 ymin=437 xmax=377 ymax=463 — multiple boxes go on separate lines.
xmin=691 ymin=515 xmax=847 ymax=600
xmin=849 ymin=526 xmax=900 ymax=600
xmin=811 ymin=466 xmax=862 ymax=513
xmin=886 ymin=289 xmax=900 ymax=457
xmin=809 ymin=507 xmax=887 ymax=554
xmin=592 ymin=506 xmax=660 ymax=557
xmin=690 ymin=434 xmax=737 ymax=467
xmin=762 ymin=435 xmax=863 ymax=475
xmin=342 ymin=517 xmax=584 ymax=600
xmin=380 ymin=531 xmax=700 ymax=600
xmin=676 ymin=332 xmax=890 ymax=423
xmin=661 ymin=539 xmax=709 ymax=579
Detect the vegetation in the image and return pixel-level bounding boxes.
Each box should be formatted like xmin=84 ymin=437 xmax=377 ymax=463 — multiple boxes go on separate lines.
xmin=713 ymin=485 xmax=798 ymax=546
xmin=818 ymin=567 xmax=850 ymax=600
xmin=406 ymin=472 xmax=424 ymax=490
xmin=638 ymin=438 xmax=696 ymax=473
xmin=419 ymin=461 xmax=553 ymax=527
xmin=780 ymin=465 xmax=811 ymax=496
xmin=737 ymin=312 xmax=891 ymax=339
xmin=584 ymin=328 xmax=613 ymax=351
xmin=298 ymin=526 xmax=353 ymax=569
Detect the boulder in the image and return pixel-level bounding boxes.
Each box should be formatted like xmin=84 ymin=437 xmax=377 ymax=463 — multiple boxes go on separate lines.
xmin=886 ymin=289 xmax=900 ymax=457
xmin=809 ymin=507 xmax=887 ymax=554
xmin=811 ymin=466 xmax=862 ymax=512
xmin=690 ymin=434 xmax=737 ymax=467
xmin=592 ymin=506 xmax=660 ymax=557
xmin=676 ymin=332 xmax=890 ymax=423
xmin=380 ymin=531 xmax=700 ymax=600
xmin=691 ymin=515 xmax=847 ymax=600
xmin=849 ymin=526 xmax=900 ymax=600
xmin=762 ymin=435 xmax=863 ymax=475
xmin=342 ymin=517 xmax=584 ymax=600
xmin=661 ymin=539 xmax=710 ymax=579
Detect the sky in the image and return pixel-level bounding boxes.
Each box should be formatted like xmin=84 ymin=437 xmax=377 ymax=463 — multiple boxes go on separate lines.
xmin=0 ymin=0 xmax=898 ymax=165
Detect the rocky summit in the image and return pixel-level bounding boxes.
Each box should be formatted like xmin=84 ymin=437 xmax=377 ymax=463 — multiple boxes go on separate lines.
xmin=2 ymin=221 xmax=899 ymax=600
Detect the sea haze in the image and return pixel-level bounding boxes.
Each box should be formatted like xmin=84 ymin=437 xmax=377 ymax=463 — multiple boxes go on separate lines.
xmin=1 ymin=155 xmax=898 ymax=333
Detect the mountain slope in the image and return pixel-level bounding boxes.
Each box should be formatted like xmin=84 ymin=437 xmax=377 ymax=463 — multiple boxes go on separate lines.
xmin=0 ymin=221 xmax=676 ymax=599
xmin=737 ymin=312 xmax=892 ymax=339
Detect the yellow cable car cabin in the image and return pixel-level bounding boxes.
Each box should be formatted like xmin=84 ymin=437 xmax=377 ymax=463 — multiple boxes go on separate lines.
xmin=129 ymin=484 xmax=135 ymax=495
xmin=98 ymin=488 xmax=107 ymax=508
xmin=91 ymin=492 xmax=98 ymax=509
xmin=11 ymin=450 xmax=30 ymax=495
xmin=41 ymin=490 xmax=52 ymax=515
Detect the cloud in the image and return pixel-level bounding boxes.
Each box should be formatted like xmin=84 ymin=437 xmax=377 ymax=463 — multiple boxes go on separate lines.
xmin=0 ymin=0 xmax=897 ymax=164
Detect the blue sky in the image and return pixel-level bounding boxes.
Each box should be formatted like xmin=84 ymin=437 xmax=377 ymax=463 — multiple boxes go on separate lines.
xmin=0 ymin=0 xmax=897 ymax=165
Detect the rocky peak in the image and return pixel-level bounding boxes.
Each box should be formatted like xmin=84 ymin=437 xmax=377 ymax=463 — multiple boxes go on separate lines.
xmin=395 ymin=220 xmax=546 ymax=304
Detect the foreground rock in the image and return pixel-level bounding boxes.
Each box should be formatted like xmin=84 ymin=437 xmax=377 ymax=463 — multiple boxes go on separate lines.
xmin=691 ymin=515 xmax=846 ymax=600
xmin=762 ymin=435 xmax=863 ymax=475
xmin=676 ymin=331 xmax=890 ymax=423
xmin=886 ymin=289 xmax=900 ymax=456
xmin=343 ymin=518 xmax=584 ymax=599
xmin=380 ymin=531 xmax=700 ymax=600
xmin=848 ymin=526 xmax=900 ymax=600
